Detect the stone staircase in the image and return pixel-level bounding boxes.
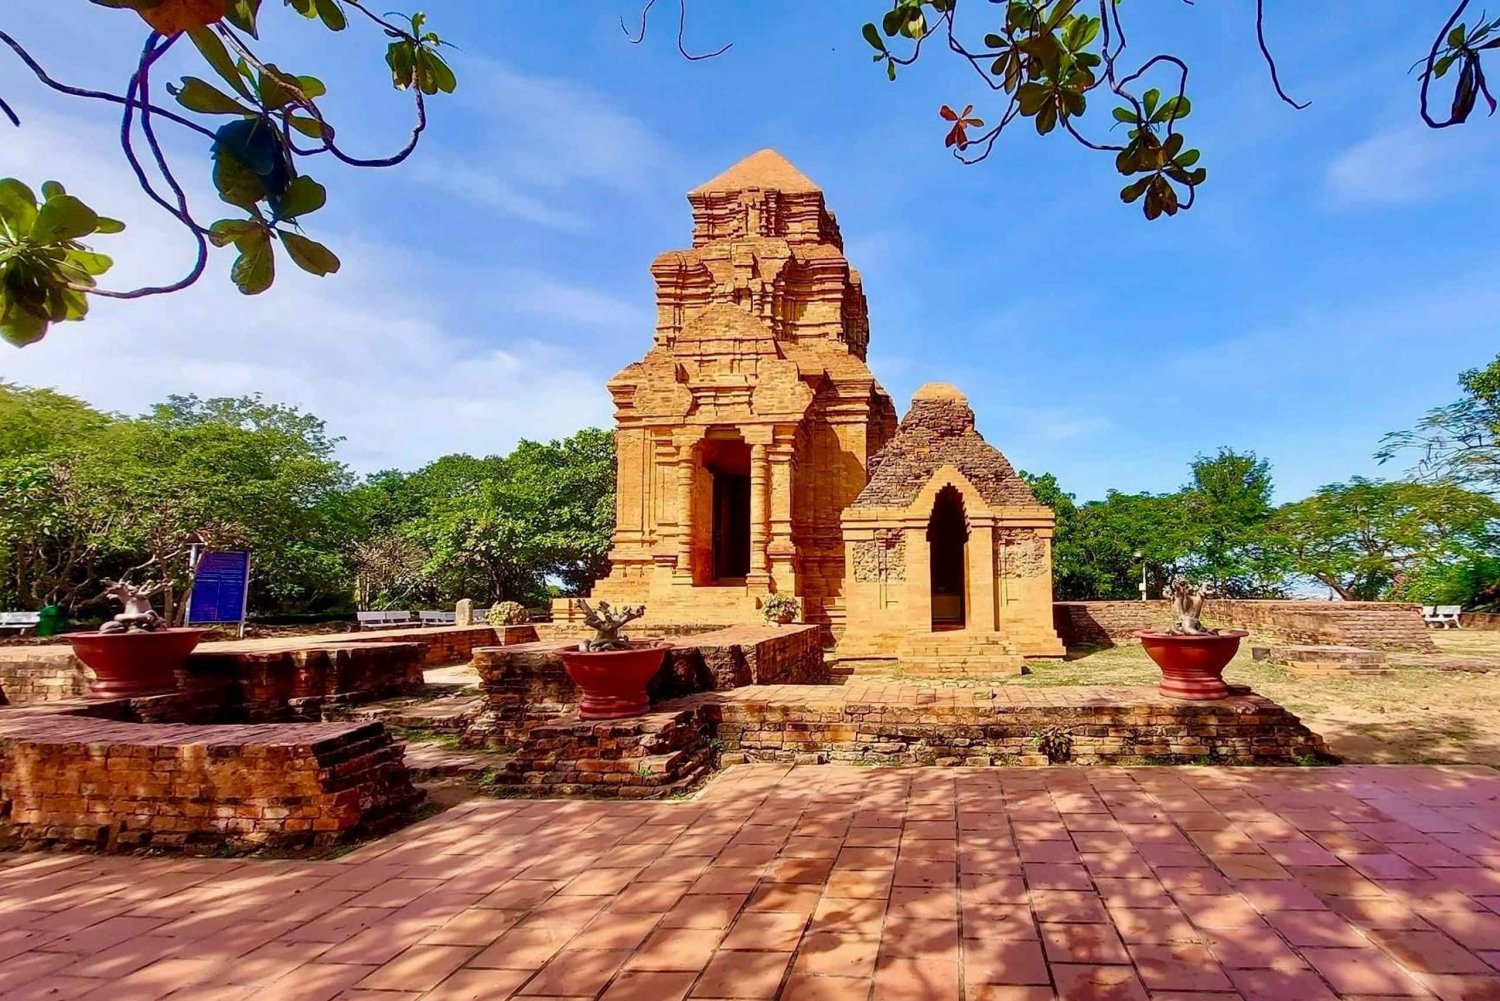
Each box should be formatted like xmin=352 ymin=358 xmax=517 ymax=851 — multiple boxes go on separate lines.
xmin=897 ymin=631 xmax=1026 ymax=677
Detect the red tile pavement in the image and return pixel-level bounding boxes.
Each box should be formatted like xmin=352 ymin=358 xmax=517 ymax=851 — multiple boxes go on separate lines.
xmin=3 ymin=764 xmax=1500 ymax=999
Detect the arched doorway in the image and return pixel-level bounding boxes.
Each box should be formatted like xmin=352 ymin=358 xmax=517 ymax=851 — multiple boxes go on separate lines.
xmin=702 ymin=439 xmax=751 ymax=582
xmin=928 ymin=485 xmax=968 ymax=629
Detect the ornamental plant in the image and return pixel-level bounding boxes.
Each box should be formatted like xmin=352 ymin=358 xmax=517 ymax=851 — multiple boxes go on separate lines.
xmin=0 ymin=0 xmax=455 ymax=346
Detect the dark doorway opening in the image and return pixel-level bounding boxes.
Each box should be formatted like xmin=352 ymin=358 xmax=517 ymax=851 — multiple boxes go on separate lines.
xmin=928 ymin=485 xmax=968 ymax=629
xmin=708 ymin=444 xmax=751 ymax=582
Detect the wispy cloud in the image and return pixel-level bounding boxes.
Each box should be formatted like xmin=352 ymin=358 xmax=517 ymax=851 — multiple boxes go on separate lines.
xmin=1326 ymin=124 xmax=1498 ymax=207
xmin=413 ymin=58 xmax=675 ymax=230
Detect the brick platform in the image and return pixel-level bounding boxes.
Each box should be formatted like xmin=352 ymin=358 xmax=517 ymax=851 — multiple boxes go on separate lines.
xmin=465 ymin=625 xmax=826 ymax=747
xmin=187 ymin=641 xmax=426 ymax=721
xmin=1056 ymin=600 xmax=1437 ymax=653
xmin=0 ymin=713 xmax=421 ymax=850
xmin=0 ymin=623 xmax=505 ymax=708
xmin=1253 ymin=644 xmax=1396 ymax=679
xmin=681 ymin=682 xmax=1329 ymax=766
xmin=488 ymin=708 xmax=719 ymax=799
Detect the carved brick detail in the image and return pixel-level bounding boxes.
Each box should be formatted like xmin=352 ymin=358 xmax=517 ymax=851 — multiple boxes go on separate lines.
xmin=853 ymin=530 xmax=906 ymax=583
xmin=995 ymin=529 xmax=1046 ymax=579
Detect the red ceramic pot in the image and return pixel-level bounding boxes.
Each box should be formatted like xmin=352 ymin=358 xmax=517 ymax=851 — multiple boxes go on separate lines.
xmin=1137 ymin=630 xmax=1248 ymax=701
xmin=68 ymin=628 xmax=205 ymax=699
xmin=558 ymin=641 xmax=671 ymax=721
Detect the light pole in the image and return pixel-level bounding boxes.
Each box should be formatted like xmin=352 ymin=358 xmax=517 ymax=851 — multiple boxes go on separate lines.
xmin=1135 ymin=550 xmax=1146 ymax=601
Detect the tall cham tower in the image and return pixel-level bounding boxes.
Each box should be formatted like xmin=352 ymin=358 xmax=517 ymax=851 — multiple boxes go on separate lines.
xmin=565 ymin=149 xmax=898 ymax=630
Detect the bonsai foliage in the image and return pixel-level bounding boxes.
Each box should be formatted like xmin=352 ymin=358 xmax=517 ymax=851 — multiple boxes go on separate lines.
xmin=575 ymin=599 xmax=646 ymax=652
xmin=634 ymin=0 xmax=1499 ymax=220
xmin=761 ymin=593 xmax=801 ymax=625
xmin=486 ymin=601 xmax=530 ymax=627
xmin=0 ymin=0 xmax=456 ymax=346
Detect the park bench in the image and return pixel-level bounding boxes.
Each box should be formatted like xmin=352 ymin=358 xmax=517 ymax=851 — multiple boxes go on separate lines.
xmin=356 ymin=610 xmax=417 ymax=630
xmin=1422 ymin=605 xmax=1463 ymax=629
xmin=0 ymin=611 xmax=40 ymax=635
xmin=418 ymin=610 xmax=456 ymax=626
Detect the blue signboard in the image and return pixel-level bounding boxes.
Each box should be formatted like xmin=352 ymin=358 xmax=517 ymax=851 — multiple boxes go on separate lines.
xmin=186 ymin=550 xmax=251 ymax=626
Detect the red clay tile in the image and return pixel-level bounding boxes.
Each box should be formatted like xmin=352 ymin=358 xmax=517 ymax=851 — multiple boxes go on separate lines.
xmin=692 ymin=949 xmax=793 ymax=998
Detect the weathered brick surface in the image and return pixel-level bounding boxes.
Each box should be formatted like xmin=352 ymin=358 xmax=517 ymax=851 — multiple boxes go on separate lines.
xmin=1460 ymin=612 xmax=1500 ymax=630
xmin=0 ymin=711 xmax=421 ymax=850
xmin=187 ymin=642 xmax=425 ymax=721
xmin=688 ymin=683 xmax=1329 ymax=766
xmin=0 ymin=624 xmax=496 ymax=708
xmin=488 ymin=708 xmax=718 ymax=798
xmin=464 ymin=625 xmax=826 ymax=747
xmin=1252 ymin=644 xmax=1395 ymax=679
xmin=1054 ymin=600 xmax=1437 ymax=653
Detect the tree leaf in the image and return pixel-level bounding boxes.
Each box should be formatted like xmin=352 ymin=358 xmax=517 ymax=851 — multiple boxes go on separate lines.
xmin=230 ymin=228 xmax=275 ymax=294
xmin=279 ymin=230 xmax=340 ymax=276
xmin=171 ymin=76 xmax=253 ymax=115
xmin=314 ymin=0 xmax=345 ymax=30
xmin=278 ymin=175 xmax=326 ymax=220
xmin=188 ymin=26 xmax=256 ymax=101
xmin=0 ymin=179 xmax=40 ymax=237
xmin=863 ymin=23 xmax=886 ymax=51
xmin=208 ymin=218 xmax=261 ymax=248
xmin=32 ymin=194 xmax=99 ymax=244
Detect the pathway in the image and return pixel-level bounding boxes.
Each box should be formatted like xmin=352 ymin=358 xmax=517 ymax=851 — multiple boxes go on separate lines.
xmin=2 ymin=764 xmax=1499 ymax=1000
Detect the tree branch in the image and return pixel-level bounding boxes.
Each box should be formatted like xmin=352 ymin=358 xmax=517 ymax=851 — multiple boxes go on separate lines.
xmin=1255 ymin=0 xmax=1310 ymax=109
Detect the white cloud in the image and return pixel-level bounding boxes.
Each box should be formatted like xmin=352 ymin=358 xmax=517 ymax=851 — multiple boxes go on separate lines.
xmin=412 ymin=59 xmax=674 ymax=229
xmin=1326 ymin=124 xmax=1499 ymax=207
xmin=0 ymin=108 xmax=617 ymax=471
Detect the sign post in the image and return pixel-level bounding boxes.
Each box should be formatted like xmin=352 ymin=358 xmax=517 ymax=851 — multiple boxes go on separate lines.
xmin=185 ymin=550 xmax=253 ymax=638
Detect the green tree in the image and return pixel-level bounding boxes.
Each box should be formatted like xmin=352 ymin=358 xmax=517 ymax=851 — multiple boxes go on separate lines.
xmin=0 ymin=382 xmax=111 ymax=458
xmin=1379 ymin=353 xmax=1500 ymax=494
xmin=1267 ymin=478 xmax=1500 ymax=601
xmin=1177 ymin=448 xmax=1286 ymax=596
xmin=1 ymin=0 xmax=455 ymax=345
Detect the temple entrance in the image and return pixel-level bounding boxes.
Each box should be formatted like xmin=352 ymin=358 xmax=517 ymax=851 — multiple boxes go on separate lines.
xmin=928 ymin=485 xmax=968 ymax=629
xmin=705 ymin=441 xmax=751 ymax=582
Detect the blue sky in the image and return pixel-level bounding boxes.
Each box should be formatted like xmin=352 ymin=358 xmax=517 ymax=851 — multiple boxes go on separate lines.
xmin=3 ymin=1 xmax=1497 ymax=503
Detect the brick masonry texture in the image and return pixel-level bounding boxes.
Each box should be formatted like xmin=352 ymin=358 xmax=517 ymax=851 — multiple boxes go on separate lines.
xmin=4 ymin=762 xmax=1500 ymax=1000
xmin=1054 ymin=600 xmax=1437 ymax=653
xmin=464 ymin=624 xmax=826 ymax=747
xmin=1461 ymin=612 xmax=1500 ymax=629
xmin=1252 ymin=644 xmax=1395 ymax=679
xmin=0 ymin=711 xmax=421 ymax=850
xmin=0 ymin=623 xmax=497 ymax=707
xmin=682 ymin=682 xmax=1329 ymax=766
xmin=487 ymin=707 xmax=720 ymax=799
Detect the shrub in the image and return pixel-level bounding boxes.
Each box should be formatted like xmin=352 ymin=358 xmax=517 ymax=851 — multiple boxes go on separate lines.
xmin=486 ymin=601 xmax=530 ymax=626
xmin=762 ymin=593 xmax=801 ymax=625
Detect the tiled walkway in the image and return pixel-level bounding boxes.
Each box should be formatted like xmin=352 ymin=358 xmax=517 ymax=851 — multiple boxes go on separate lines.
xmin=3 ymin=765 xmax=1500 ymax=1000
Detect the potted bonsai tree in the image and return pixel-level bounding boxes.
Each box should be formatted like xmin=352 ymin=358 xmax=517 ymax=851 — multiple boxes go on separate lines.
xmin=557 ymin=600 xmax=671 ymax=720
xmin=1136 ymin=578 xmax=1248 ymax=701
xmin=67 ymin=578 xmax=206 ymax=698
xmin=762 ymin=594 xmax=802 ymax=626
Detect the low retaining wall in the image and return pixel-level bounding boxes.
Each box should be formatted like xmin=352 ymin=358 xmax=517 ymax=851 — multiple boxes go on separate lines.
xmin=1054 ymin=600 xmax=1436 ymax=653
xmin=487 ymin=708 xmax=718 ymax=798
xmin=1460 ymin=612 xmax=1500 ymax=630
xmin=0 ymin=711 xmax=421 ymax=850
xmin=465 ymin=625 xmax=826 ymax=747
xmin=0 ymin=624 xmax=504 ymax=709
xmin=188 ymin=642 xmax=426 ymax=721
xmin=693 ymin=684 xmax=1328 ymax=766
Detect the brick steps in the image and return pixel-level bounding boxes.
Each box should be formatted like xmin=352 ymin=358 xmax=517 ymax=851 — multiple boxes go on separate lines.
xmin=897 ymin=632 xmax=1025 ymax=677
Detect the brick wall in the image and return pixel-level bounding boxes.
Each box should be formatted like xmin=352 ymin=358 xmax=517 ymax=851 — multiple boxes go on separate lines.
xmin=1054 ymin=600 xmax=1436 ymax=653
xmin=704 ymin=687 xmax=1328 ymax=765
xmin=487 ymin=708 xmax=718 ymax=798
xmin=0 ymin=651 xmax=88 ymax=705
xmin=318 ymin=624 xmax=503 ymax=667
xmin=0 ymin=713 xmax=421 ymax=850
xmin=465 ymin=625 xmax=827 ymax=747
xmin=1460 ymin=612 xmax=1500 ymax=630
xmin=187 ymin=642 xmax=426 ymax=721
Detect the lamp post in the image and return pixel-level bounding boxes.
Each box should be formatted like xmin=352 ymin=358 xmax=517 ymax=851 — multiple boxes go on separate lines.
xmin=1135 ymin=550 xmax=1146 ymax=601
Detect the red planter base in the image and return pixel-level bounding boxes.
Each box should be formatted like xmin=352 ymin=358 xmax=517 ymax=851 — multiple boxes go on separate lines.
xmin=558 ymin=642 xmax=671 ymax=721
xmin=68 ymin=629 xmax=205 ymax=699
xmin=1137 ymin=630 xmax=1248 ymax=701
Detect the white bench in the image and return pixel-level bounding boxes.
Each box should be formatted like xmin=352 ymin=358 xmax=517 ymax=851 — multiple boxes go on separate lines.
xmin=0 ymin=611 xmax=40 ymax=635
xmin=356 ymin=610 xmax=416 ymax=630
xmin=1423 ymin=605 xmax=1463 ymax=629
xmin=418 ymin=610 xmax=456 ymax=626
